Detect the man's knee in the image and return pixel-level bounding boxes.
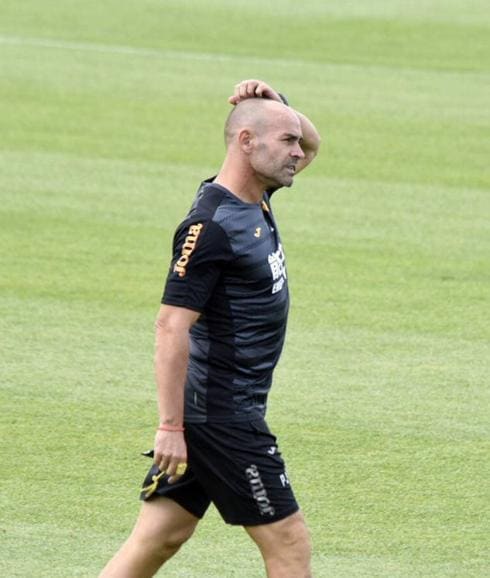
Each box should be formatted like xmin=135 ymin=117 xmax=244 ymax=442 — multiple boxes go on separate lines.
xmin=99 ymin=499 xmax=199 ymax=577
xmin=135 ymin=515 xmax=195 ymax=557
xmin=276 ymin=512 xmax=312 ymax=566
xmin=279 ymin=512 xmax=311 ymax=548
xmin=246 ymin=511 xmax=312 ymax=573
xmin=158 ymin=520 xmax=195 ymax=553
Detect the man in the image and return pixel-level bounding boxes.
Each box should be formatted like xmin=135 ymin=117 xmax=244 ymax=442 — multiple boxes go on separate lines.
xmin=99 ymin=79 xmax=321 ymax=578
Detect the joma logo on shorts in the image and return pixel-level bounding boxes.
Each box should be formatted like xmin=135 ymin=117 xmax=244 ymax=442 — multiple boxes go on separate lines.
xmin=245 ymin=464 xmax=275 ymax=517
xmin=173 ymin=223 xmax=203 ymax=277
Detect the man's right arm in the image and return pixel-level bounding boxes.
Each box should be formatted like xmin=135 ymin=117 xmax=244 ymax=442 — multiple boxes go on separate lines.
xmin=153 ymin=304 xmax=200 ymax=483
xmin=154 ymin=215 xmax=233 ymax=482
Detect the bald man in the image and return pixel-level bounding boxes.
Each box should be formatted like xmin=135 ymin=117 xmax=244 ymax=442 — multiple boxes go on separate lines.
xmin=99 ymin=80 xmax=320 ymax=578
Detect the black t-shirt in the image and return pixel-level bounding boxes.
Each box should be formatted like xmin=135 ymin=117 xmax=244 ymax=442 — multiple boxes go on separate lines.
xmin=162 ymin=180 xmax=289 ymax=422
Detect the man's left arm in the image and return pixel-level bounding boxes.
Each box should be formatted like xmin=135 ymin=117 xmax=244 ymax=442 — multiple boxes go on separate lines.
xmin=229 ymin=78 xmax=321 ymax=174
xmin=294 ymin=110 xmax=321 ymax=174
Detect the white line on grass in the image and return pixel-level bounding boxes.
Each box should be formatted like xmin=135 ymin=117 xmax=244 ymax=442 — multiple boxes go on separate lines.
xmin=0 ymin=33 xmax=302 ymax=67
xmin=1 ymin=33 xmax=485 ymax=77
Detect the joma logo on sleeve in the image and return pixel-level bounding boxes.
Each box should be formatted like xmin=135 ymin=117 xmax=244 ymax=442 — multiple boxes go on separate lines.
xmin=173 ymin=223 xmax=203 ymax=277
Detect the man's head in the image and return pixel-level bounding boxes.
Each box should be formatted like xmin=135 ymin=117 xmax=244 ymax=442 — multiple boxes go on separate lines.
xmin=224 ymin=99 xmax=305 ymax=188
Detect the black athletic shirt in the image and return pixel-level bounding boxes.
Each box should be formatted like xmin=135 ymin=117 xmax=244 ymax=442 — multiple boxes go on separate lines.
xmin=162 ymin=180 xmax=289 ymax=423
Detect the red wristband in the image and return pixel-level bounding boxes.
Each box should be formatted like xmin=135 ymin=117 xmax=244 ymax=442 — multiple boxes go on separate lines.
xmin=157 ymin=424 xmax=185 ymax=432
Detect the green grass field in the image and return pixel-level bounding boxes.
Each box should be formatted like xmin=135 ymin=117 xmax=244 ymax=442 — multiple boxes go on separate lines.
xmin=1 ymin=1 xmax=489 ymax=576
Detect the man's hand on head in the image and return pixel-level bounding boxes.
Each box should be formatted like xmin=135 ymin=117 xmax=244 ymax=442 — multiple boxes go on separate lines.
xmin=228 ymin=79 xmax=282 ymax=105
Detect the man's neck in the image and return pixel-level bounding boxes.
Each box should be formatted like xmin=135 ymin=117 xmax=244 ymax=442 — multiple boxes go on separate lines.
xmin=214 ymin=162 xmax=265 ymax=205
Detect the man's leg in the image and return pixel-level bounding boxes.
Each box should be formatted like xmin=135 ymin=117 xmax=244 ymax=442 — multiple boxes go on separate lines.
xmin=245 ymin=511 xmax=312 ymax=578
xmin=99 ymin=497 xmax=199 ymax=578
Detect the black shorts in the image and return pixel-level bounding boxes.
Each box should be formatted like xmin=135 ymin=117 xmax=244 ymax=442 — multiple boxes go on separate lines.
xmin=140 ymin=418 xmax=299 ymax=526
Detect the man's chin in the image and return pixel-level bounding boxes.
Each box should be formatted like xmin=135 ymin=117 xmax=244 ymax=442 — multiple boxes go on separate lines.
xmin=277 ymin=173 xmax=295 ymax=188
xmin=263 ymin=174 xmax=294 ymax=189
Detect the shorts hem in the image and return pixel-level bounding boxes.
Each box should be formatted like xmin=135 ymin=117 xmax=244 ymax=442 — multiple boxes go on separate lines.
xmin=141 ymin=492 xmax=208 ymax=520
xmin=224 ymin=504 xmax=300 ymax=527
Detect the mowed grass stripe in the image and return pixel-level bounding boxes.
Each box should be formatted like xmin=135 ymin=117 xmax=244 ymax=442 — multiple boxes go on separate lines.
xmin=1 ymin=43 xmax=488 ymax=191
xmin=2 ymin=31 xmax=490 ymax=77
xmin=0 ymin=0 xmax=488 ymax=72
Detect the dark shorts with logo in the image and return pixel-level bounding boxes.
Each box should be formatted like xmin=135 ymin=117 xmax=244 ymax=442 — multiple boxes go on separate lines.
xmin=140 ymin=418 xmax=299 ymax=526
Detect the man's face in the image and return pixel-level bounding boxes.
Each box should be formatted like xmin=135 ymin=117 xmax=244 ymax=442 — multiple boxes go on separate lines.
xmin=249 ymin=112 xmax=305 ymax=188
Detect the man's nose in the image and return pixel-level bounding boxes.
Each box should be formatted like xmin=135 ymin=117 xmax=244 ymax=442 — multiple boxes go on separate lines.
xmin=292 ymin=143 xmax=305 ymax=159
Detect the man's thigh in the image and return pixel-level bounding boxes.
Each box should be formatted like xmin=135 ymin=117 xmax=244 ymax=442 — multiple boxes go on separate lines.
xmin=131 ymin=496 xmax=200 ymax=547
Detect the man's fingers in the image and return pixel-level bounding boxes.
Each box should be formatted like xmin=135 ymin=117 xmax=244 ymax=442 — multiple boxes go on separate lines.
xmin=229 ymin=80 xmax=280 ymax=106
xmin=238 ymin=83 xmax=250 ymax=99
xmin=157 ymin=454 xmax=170 ymax=473
xmin=249 ymin=83 xmax=260 ymax=96
xmin=165 ymin=459 xmax=188 ymax=485
xmin=154 ymin=450 xmax=172 ymax=472
xmin=254 ymin=82 xmax=266 ymax=97
xmin=154 ymin=455 xmax=187 ymax=484
xmin=236 ymin=80 xmax=259 ymax=99
xmin=167 ymin=470 xmax=187 ymax=484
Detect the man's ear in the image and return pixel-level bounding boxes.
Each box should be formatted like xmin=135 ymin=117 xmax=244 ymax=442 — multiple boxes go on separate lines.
xmin=238 ymin=129 xmax=254 ymax=153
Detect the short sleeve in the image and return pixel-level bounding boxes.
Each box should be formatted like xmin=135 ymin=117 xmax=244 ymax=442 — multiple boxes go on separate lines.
xmin=162 ymin=219 xmax=234 ymax=312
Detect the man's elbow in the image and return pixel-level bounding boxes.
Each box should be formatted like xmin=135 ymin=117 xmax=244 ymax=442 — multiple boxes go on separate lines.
xmin=154 ymin=305 xmax=200 ymax=336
